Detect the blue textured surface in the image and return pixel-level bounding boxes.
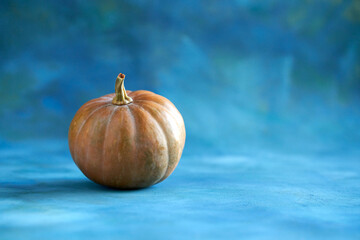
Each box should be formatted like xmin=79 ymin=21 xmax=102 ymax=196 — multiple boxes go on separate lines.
xmin=1 ymin=0 xmax=360 ymax=239
xmin=1 ymin=140 xmax=360 ymax=240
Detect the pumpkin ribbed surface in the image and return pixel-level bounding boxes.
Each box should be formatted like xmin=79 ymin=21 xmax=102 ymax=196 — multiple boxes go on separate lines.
xmin=68 ymin=90 xmax=186 ymax=189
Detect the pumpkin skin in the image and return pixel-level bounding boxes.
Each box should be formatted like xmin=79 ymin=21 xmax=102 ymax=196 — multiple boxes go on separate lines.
xmin=68 ymin=75 xmax=186 ymax=189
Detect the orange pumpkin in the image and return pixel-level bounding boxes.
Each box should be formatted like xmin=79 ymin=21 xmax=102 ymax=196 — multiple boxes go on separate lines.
xmin=68 ymin=73 xmax=186 ymax=189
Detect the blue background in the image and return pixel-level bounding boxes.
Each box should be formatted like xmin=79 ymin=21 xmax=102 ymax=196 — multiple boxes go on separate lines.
xmin=1 ymin=1 xmax=359 ymax=239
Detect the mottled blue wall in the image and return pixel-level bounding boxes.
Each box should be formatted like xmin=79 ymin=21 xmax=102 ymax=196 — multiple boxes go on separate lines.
xmin=1 ymin=0 xmax=359 ymax=154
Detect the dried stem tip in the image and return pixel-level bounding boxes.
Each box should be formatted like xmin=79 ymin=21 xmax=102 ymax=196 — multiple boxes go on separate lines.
xmin=112 ymin=73 xmax=133 ymax=105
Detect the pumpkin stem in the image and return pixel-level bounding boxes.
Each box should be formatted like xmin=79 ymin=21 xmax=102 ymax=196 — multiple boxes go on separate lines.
xmin=112 ymin=73 xmax=133 ymax=105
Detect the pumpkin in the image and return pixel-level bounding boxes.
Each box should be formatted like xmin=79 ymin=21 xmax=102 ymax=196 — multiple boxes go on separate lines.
xmin=68 ymin=73 xmax=186 ymax=189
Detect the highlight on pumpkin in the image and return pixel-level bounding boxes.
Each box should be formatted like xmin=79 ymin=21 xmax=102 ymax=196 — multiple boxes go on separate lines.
xmin=112 ymin=73 xmax=133 ymax=105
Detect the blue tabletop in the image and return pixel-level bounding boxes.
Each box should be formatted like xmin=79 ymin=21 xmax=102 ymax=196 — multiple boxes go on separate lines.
xmin=1 ymin=140 xmax=359 ymax=240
